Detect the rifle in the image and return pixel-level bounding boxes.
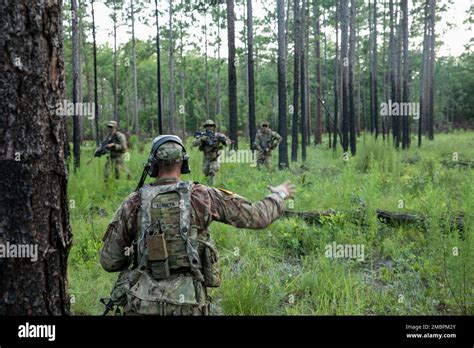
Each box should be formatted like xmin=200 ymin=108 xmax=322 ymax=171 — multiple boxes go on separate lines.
xmin=194 ymin=130 xmax=227 ymax=147
xmin=86 ymin=135 xmax=114 ymax=164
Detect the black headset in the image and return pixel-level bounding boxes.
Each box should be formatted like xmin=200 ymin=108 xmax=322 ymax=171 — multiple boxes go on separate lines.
xmin=136 ymin=135 xmax=190 ymax=191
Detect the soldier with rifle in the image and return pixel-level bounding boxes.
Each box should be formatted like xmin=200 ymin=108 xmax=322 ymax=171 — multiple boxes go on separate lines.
xmin=192 ymin=119 xmax=231 ymax=185
xmin=254 ymin=121 xmax=282 ymax=171
xmin=101 ymin=120 xmax=131 ymax=181
xmin=99 ymin=135 xmax=295 ymax=315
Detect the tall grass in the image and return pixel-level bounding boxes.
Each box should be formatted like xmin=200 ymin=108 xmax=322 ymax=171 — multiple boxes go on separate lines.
xmin=68 ymin=132 xmax=474 ymax=315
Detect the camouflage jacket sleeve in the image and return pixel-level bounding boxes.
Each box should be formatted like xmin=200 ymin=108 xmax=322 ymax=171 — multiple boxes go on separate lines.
xmin=254 ymin=132 xmax=262 ymax=151
xmin=100 ymin=192 xmax=140 ymax=272
xmin=218 ymin=132 xmax=232 ymax=146
xmin=192 ymin=137 xmax=202 ymax=147
xmin=271 ymin=131 xmax=282 ymax=145
xmin=113 ymin=132 xmax=128 ymax=151
xmin=206 ymin=187 xmax=285 ymax=229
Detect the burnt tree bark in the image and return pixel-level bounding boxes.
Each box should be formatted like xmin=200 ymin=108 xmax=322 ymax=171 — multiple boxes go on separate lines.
xmin=0 ymin=0 xmax=72 ymax=314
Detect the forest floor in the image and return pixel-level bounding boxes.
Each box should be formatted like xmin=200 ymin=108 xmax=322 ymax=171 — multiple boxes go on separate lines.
xmin=68 ymin=131 xmax=473 ymax=315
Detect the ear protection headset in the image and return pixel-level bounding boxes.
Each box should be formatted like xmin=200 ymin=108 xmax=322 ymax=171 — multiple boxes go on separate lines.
xmin=136 ymin=135 xmax=190 ymax=191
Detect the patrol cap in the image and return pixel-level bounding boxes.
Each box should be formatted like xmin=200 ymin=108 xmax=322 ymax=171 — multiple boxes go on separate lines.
xmin=151 ymin=135 xmax=186 ymax=163
xmin=107 ymin=120 xmax=118 ymax=128
xmin=203 ymin=119 xmax=216 ymax=127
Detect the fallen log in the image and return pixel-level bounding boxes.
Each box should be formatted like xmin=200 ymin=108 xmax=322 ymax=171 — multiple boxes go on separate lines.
xmin=441 ymin=160 xmax=473 ymax=169
xmin=283 ymin=209 xmax=465 ymax=231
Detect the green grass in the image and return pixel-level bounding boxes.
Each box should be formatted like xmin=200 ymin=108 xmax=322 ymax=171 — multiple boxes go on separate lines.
xmin=68 ymin=131 xmax=474 ymax=315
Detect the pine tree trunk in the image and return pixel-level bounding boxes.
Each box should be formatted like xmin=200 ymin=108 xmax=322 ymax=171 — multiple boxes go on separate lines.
xmin=0 ymin=0 xmax=72 ymax=315
xmin=131 ymin=0 xmax=140 ymax=134
xmin=314 ymin=0 xmax=322 ymax=145
xmin=348 ymin=0 xmax=356 ymax=155
xmin=72 ymin=0 xmax=81 ymax=169
xmin=341 ymin=0 xmax=349 ymax=154
xmin=401 ymin=0 xmax=410 ymax=149
xmin=155 ymin=0 xmax=163 ymax=135
xmin=277 ymin=0 xmax=289 ymax=169
xmin=91 ymin=0 xmax=100 ymax=145
xmin=227 ymin=0 xmax=238 ymax=149
xmin=300 ymin=0 xmax=307 ymax=162
xmin=247 ymin=0 xmax=256 ymax=149
xmin=291 ymin=0 xmax=300 ymax=161
xmin=332 ymin=1 xmax=339 ymax=151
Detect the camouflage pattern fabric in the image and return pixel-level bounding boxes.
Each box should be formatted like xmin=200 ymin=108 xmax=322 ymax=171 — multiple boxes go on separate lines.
xmin=100 ymin=177 xmax=286 ymax=315
xmin=192 ymin=131 xmax=230 ymax=183
xmin=254 ymin=129 xmax=282 ymax=170
xmin=154 ymin=141 xmax=184 ymax=163
xmin=104 ymin=131 xmax=131 ymax=180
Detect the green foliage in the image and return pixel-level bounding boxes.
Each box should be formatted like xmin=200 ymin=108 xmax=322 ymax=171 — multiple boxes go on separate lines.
xmin=68 ymin=132 xmax=473 ymax=315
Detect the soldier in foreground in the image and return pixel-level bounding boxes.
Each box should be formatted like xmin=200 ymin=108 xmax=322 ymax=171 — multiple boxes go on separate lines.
xmin=192 ymin=119 xmax=231 ymax=185
xmin=254 ymin=122 xmax=282 ymax=171
xmin=103 ymin=120 xmax=131 ymax=181
xmin=100 ymin=135 xmax=295 ymax=315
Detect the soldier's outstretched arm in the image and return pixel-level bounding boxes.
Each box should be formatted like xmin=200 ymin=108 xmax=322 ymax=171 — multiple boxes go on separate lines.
xmin=100 ymin=192 xmax=140 ymax=272
xmin=192 ymin=137 xmax=203 ymax=147
xmin=207 ymin=181 xmax=295 ymax=229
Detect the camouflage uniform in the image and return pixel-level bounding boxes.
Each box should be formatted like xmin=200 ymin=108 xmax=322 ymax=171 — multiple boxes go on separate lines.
xmin=104 ymin=125 xmax=131 ymax=180
xmin=254 ymin=126 xmax=282 ymax=170
xmin=100 ymin=144 xmax=286 ymax=315
xmin=192 ymin=120 xmax=231 ymax=185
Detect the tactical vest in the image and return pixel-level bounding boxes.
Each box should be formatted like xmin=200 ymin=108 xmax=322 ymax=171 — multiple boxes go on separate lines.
xmin=134 ymin=181 xmax=220 ymax=287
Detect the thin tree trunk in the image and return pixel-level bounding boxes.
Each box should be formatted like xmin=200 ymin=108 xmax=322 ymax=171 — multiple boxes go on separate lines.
xmin=401 ymin=0 xmax=409 ymax=149
xmin=247 ymin=0 xmax=256 ymax=149
xmin=227 ymin=0 xmax=238 ymax=149
xmin=277 ymin=0 xmax=289 ymax=169
xmin=348 ymin=0 xmax=356 ymax=155
xmin=332 ymin=1 xmax=339 ymax=152
xmin=131 ymin=0 xmax=139 ymax=134
xmin=314 ymin=0 xmax=322 ymax=145
xmin=91 ymin=0 xmax=100 ymax=145
xmin=155 ymin=0 xmax=163 ymax=134
xmin=341 ymin=0 xmax=349 ymax=154
xmin=300 ymin=0 xmax=307 ymax=162
xmin=113 ymin=1 xmax=118 ymax=124
xmin=168 ymin=0 xmax=176 ymax=133
xmin=72 ymin=0 xmax=81 ymax=169
xmin=291 ymin=0 xmax=300 ymax=162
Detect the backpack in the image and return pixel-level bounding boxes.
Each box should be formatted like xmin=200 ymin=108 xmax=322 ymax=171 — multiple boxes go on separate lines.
xmin=118 ymin=181 xmax=220 ymax=315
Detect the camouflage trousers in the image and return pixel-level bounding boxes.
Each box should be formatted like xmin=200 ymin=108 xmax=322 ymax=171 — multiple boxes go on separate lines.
xmin=257 ymin=152 xmax=272 ymax=170
xmin=104 ymin=155 xmax=131 ymax=180
xmin=203 ymin=159 xmax=220 ymax=185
